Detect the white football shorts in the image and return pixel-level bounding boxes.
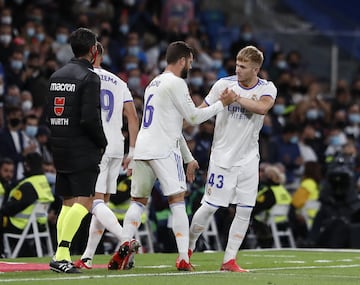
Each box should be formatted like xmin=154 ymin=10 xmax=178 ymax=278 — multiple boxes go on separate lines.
xmin=95 ymin=154 xmax=123 ymax=195
xmin=202 ymin=154 xmax=259 ymax=207
xmin=131 ymin=149 xmax=187 ymax=198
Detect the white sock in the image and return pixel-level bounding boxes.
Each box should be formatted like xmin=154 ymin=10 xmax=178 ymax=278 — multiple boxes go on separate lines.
xmin=170 ymin=202 xmax=189 ymax=262
xmin=121 ymin=201 xmax=145 ymax=244
xmin=189 ymin=202 xmax=218 ymax=251
xmin=92 ymin=199 xmax=123 ymax=240
xmin=223 ymin=205 xmax=252 ymax=263
xmin=81 ymin=215 xmax=104 ymax=260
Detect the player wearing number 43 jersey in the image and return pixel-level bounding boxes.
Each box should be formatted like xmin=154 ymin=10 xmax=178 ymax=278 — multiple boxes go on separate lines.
xmin=109 ymin=41 xmax=237 ymax=271
xmin=189 ymin=45 xmax=277 ymax=272
xmin=74 ymin=42 xmax=139 ymax=271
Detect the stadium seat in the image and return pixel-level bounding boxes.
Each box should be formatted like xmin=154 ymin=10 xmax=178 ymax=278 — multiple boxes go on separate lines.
xmin=267 ymin=204 xmax=296 ymax=248
xmin=301 ymin=200 xmax=321 ymax=230
xmin=3 ymin=202 xmax=54 ymax=258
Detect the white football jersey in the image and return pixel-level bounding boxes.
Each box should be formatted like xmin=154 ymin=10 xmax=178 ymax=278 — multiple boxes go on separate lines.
xmin=94 ymin=67 xmax=133 ymax=158
xmin=205 ymin=76 xmax=277 ymax=168
xmin=134 ymin=71 xmax=224 ymax=160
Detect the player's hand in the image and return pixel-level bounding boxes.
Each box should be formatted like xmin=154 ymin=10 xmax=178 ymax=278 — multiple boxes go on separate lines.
xmin=122 ymin=156 xmax=133 ymax=176
xmin=186 ymin=160 xmax=199 ymax=183
xmin=219 ymin=88 xmax=238 ymax=106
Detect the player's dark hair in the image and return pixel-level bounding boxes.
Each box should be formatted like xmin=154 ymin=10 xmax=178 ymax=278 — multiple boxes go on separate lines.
xmin=69 ymin=27 xmax=97 ymax=58
xmin=166 ymin=41 xmax=193 ymax=65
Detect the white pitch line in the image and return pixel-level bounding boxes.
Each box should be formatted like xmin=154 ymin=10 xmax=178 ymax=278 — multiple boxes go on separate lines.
xmin=1 ymin=264 xmax=360 ymax=283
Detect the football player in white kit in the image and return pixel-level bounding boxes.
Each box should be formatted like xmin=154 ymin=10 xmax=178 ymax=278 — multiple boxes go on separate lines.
xmin=74 ymin=42 xmax=139 ymax=270
xmin=108 ymin=41 xmax=237 ymax=271
xmin=188 ymin=45 xmax=277 ymax=272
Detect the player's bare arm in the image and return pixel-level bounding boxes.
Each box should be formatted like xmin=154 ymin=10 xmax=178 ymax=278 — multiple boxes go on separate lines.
xmin=122 ymin=101 xmax=139 ymax=175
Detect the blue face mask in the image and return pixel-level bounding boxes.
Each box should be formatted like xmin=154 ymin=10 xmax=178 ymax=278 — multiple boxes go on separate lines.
xmin=289 ymin=135 xmax=298 ymax=144
xmin=128 ymin=46 xmax=140 ymax=56
xmin=212 ymin=59 xmax=222 ymax=69
xmin=102 ymin=54 xmax=112 ymax=65
xmin=36 ymin=33 xmax=45 ymax=42
xmin=330 ymin=135 xmax=342 ymax=146
xmin=273 ymin=104 xmax=285 ymax=115
xmin=242 ymin=32 xmax=252 ymax=41
xmin=125 ymin=62 xmax=138 ymax=71
xmin=11 ymin=60 xmax=23 ymax=70
xmin=190 ymin=77 xmax=203 ymax=87
xmin=127 ymin=77 xmax=141 ymax=89
xmin=306 ymin=109 xmax=319 ymax=120
xmin=56 ymin=33 xmax=68 ymax=44
xmin=348 ymin=113 xmax=360 ymax=124
xmin=25 ymin=125 xmax=38 ymax=138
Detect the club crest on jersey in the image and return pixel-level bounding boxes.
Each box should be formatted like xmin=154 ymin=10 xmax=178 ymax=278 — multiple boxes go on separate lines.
xmin=206 ymin=187 xmax=212 ymax=196
xmin=251 ymin=94 xmax=258 ymax=101
xmin=54 ymin=97 xmax=65 ymax=116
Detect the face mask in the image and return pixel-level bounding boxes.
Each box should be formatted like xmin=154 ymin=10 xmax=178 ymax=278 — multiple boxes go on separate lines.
xmin=36 ymin=33 xmax=45 ymax=42
xmin=5 ymin=95 xmax=21 ymax=107
xmin=329 ymin=135 xmax=342 ymax=146
xmin=273 ymin=104 xmax=285 ymax=115
xmin=159 ymin=60 xmax=167 ymax=70
xmin=212 ymin=59 xmax=222 ymax=69
xmin=242 ymin=32 xmax=252 ymax=41
xmin=56 ymin=33 xmax=68 ymax=44
xmin=276 ymin=60 xmax=287 ymax=69
xmin=125 ymin=62 xmax=138 ymax=71
xmin=22 ymin=100 xmax=33 ymax=112
xmin=128 ymin=46 xmax=140 ymax=56
xmin=190 ymin=77 xmax=203 ymax=87
xmin=119 ymin=24 xmax=129 ymax=34
xmin=26 ymin=28 xmax=35 ymax=37
xmin=127 ymin=77 xmax=141 ymax=89
xmin=0 ymin=34 xmax=12 ymax=45
xmin=306 ymin=109 xmax=319 ymax=120
xmin=102 ymin=54 xmax=112 ymax=65
xmin=289 ymin=135 xmax=298 ymax=144
xmin=25 ymin=125 xmax=38 ymax=137
xmin=1 ymin=16 xmax=12 ymax=25
xmin=348 ymin=113 xmax=360 ymax=124
xmin=11 ymin=60 xmax=23 ymax=70
xmin=9 ymin=118 xmax=21 ymax=127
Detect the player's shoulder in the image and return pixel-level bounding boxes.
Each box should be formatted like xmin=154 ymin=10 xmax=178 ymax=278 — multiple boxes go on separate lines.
xmin=94 ymin=67 xmax=127 ymax=86
xmin=214 ymin=75 xmax=237 ymax=88
xmin=257 ymin=78 xmax=276 ymax=88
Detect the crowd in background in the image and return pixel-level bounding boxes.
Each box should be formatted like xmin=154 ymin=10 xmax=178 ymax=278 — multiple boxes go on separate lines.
xmin=1 ymin=0 xmax=360 ymax=254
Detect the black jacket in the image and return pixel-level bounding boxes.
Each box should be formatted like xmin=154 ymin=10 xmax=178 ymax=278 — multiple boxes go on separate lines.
xmin=46 ymin=58 xmax=107 ymax=173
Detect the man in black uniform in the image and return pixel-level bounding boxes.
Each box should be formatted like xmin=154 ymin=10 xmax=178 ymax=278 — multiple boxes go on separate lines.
xmin=47 ymin=27 xmax=107 ymax=273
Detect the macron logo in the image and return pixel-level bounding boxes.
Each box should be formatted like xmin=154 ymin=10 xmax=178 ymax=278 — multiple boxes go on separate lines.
xmin=50 ymin=83 xmax=76 ymax=92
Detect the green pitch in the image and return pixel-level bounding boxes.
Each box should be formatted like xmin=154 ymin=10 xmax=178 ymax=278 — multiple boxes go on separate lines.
xmin=1 ymin=249 xmax=360 ymax=285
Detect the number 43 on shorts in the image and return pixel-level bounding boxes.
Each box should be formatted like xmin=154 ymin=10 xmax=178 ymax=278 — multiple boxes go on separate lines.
xmin=208 ymin=173 xmax=224 ymax=188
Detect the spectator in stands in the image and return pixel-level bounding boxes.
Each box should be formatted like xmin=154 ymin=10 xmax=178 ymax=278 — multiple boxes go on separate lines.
xmin=230 ymin=23 xmax=259 ymax=59
xmin=0 ymin=157 xmax=15 ymax=207
xmin=4 ymin=49 xmax=25 ymax=88
xmin=51 ymin=24 xmax=73 ymax=66
xmin=268 ymin=123 xmax=303 ymax=187
xmin=251 ymin=164 xmax=292 ymax=248
xmin=0 ymin=106 xmax=33 ymax=182
xmin=0 ymin=23 xmax=14 ymax=66
xmin=289 ymin=161 xmax=322 ymax=245
xmin=0 ymin=152 xmax=54 ymax=257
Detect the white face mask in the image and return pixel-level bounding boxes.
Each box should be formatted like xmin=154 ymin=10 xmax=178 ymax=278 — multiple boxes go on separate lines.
xmin=22 ymin=100 xmax=33 ymax=112
xmin=0 ymin=34 xmax=12 ymax=45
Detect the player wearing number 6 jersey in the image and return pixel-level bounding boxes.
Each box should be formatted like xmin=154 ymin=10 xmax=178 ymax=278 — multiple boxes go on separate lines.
xmin=108 ymin=41 xmax=237 ymax=271
xmin=189 ymin=46 xmax=277 ymax=272
xmin=74 ymin=42 xmax=139 ymax=271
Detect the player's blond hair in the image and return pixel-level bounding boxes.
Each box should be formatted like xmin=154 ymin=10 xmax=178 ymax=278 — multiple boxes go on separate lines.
xmin=236 ymin=45 xmax=264 ymax=67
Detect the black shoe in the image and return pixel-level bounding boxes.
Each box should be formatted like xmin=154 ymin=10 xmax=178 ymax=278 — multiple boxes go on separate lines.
xmin=49 ymin=259 xmax=81 ymax=273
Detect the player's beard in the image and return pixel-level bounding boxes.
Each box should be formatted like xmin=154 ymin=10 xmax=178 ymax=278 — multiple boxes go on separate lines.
xmin=180 ymin=66 xmax=189 ymax=79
